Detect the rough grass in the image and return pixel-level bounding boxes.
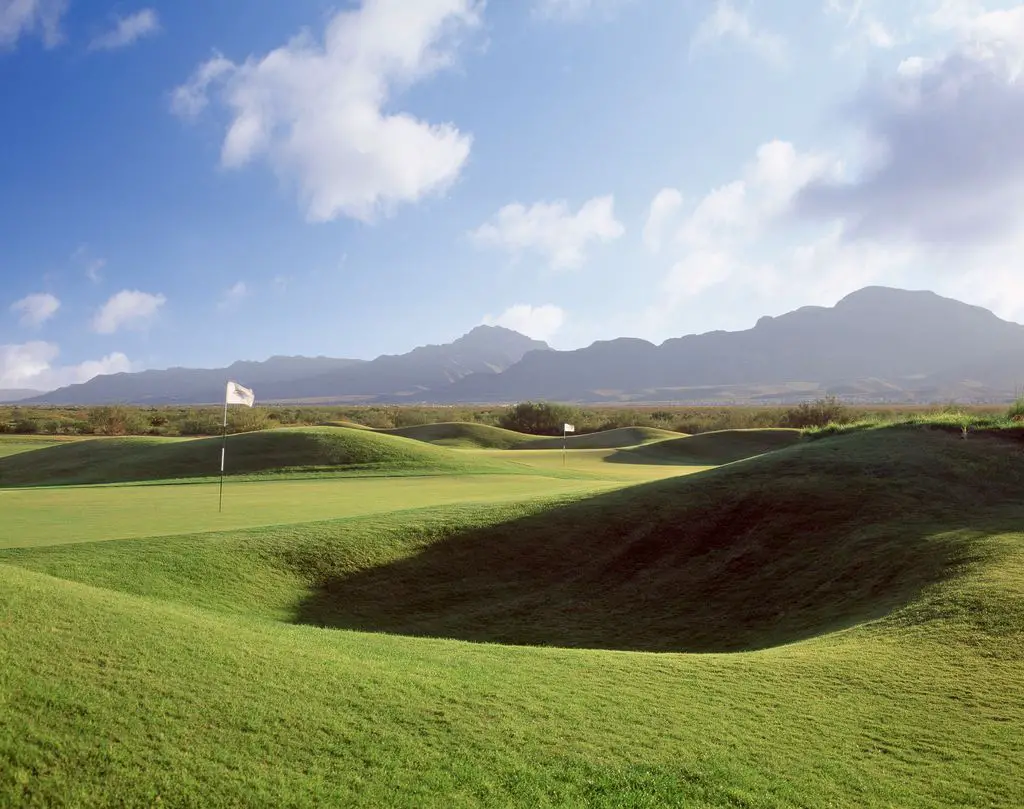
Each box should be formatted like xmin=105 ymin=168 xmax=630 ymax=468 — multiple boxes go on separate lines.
xmin=1 ymin=425 xmax=1022 ymax=806
xmin=0 ymin=427 xmax=530 ymax=487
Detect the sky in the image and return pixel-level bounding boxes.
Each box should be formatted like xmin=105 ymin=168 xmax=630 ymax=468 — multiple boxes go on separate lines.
xmin=2 ymin=0 xmax=1024 ymax=391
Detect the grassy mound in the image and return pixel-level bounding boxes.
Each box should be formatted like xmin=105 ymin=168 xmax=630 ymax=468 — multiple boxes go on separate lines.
xmin=3 ymin=426 xmax=1015 ymax=652
xmin=609 ymin=427 xmax=801 ymax=465
xmin=381 ymin=421 xmax=534 ymax=449
xmin=0 ymin=427 xmax=516 ymax=487
xmin=1 ymin=426 xmax=1023 ymax=806
xmin=517 ymin=426 xmax=681 ymax=450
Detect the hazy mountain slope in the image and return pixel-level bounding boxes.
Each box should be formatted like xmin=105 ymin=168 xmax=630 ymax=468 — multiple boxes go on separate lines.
xmin=27 ymin=326 xmax=548 ymax=405
xmin=431 ymin=287 xmax=1024 ymax=403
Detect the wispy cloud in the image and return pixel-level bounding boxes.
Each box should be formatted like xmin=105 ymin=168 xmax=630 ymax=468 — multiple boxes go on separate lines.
xmin=92 ymin=289 xmax=166 ymax=334
xmin=690 ymin=1 xmax=788 ymax=65
xmin=89 ymin=8 xmax=160 ymax=52
xmin=11 ymin=293 xmax=60 ymax=328
xmin=0 ymin=0 xmax=66 ymax=50
xmin=218 ymin=281 xmax=248 ymax=311
xmin=483 ymin=304 xmax=565 ymax=341
xmin=470 ymin=195 xmax=624 ymax=270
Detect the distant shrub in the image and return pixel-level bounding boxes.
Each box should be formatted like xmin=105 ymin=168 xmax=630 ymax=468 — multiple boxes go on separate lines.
xmin=393 ymin=409 xmax=431 ymax=428
xmin=1007 ymin=397 xmax=1024 ymax=421
xmin=12 ymin=418 xmax=39 ymax=434
xmin=781 ymin=396 xmax=852 ymax=429
xmin=87 ymin=405 xmax=147 ymax=436
xmin=499 ymin=401 xmax=580 ymax=436
xmin=179 ymin=411 xmax=222 ymax=436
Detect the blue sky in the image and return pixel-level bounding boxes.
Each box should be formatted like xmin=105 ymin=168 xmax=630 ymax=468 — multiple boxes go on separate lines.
xmin=3 ymin=0 xmax=1024 ymax=391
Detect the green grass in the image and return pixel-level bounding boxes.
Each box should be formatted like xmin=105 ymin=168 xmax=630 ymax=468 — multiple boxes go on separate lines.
xmin=0 ymin=435 xmax=83 ymax=458
xmin=1 ymin=426 xmax=1022 ymax=806
xmin=0 ymin=427 xmax=539 ymax=487
xmin=380 ymin=421 xmax=536 ymax=448
xmin=380 ymin=423 xmax=682 ymax=450
xmin=609 ymin=428 xmax=802 ymax=465
xmin=517 ymin=426 xmax=682 ymax=449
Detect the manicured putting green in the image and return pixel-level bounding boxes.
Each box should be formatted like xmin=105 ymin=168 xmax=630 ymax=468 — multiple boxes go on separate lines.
xmin=0 ymin=474 xmax=640 ymax=549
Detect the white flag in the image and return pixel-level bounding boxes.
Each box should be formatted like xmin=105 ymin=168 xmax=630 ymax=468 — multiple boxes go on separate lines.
xmin=563 ymin=423 xmax=575 ymax=433
xmin=226 ymin=381 xmax=255 ymax=407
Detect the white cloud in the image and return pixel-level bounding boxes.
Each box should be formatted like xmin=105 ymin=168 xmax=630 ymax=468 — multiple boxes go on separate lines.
xmin=0 ymin=0 xmax=66 ymax=49
xmin=92 ymin=290 xmax=166 ymax=334
xmin=642 ymin=188 xmax=684 ymax=254
xmin=0 ymin=341 xmax=133 ymax=391
xmin=796 ymin=5 xmax=1024 ymax=246
xmin=218 ymin=281 xmax=248 ymax=310
xmin=532 ymin=0 xmax=631 ymax=22
xmin=11 ymin=293 xmax=60 ymax=328
xmin=470 ymin=195 xmax=624 ymax=269
xmin=483 ymin=304 xmax=565 ymax=341
xmin=826 ymin=0 xmax=897 ymax=51
xmin=89 ymin=8 xmax=160 ymax=51
xmin=172 ymin=0 xmax=481 ymax=223
xmin=690 ymin=1 xmax=787 ymax=64
xmin=85 ymin=259 xmax=106 ymax=283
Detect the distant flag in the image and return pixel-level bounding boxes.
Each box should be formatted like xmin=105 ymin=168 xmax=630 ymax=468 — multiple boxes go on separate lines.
xmin=219 ymin=380 xmax=256 ymax=512
xmin=563 ymin=423 xmax=575 ymax=433
xmin=562 ymin=423 xmax=574 ymax=467
xmin=226 ymin=380 xmax=255 ymax=408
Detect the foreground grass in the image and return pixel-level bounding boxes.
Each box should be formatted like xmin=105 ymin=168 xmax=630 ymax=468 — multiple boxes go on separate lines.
xmin=1 ymin=426 xmax=1022 ymax=806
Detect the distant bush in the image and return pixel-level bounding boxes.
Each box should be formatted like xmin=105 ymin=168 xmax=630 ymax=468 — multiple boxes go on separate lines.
xmin=781 ymin=396 xmax=852 ymax=429
xmin=87 ymin=406 xmax=148 ymax=436
xmin=499 ymin=401 xmax=580 ymax=436
xmin=1008 ymin=397 xmax=1024 ymax=421
xmin=179 ymin=410 xmax=222 ymax=436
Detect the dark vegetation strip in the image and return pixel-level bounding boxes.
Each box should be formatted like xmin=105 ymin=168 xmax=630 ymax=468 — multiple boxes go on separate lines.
xmin=2 ymin=396 xmax=1021 ymax=438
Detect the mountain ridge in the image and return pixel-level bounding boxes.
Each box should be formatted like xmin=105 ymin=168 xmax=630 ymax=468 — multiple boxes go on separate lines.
xmin=20 ymin=288 xmax=1024 ymax=405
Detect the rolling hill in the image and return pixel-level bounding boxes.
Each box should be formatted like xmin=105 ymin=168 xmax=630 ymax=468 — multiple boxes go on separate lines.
xmin=0 ymin=425 xmax=1021 ymax=805
xmin=0 ymin=427 xmax=520 ymax=487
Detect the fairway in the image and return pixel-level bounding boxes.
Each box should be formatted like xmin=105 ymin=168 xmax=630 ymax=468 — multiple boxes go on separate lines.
xmin=1 ymin=426 xmax=1022 ymax=807
xmin=0 ymin=472 xmax=662 ymax=549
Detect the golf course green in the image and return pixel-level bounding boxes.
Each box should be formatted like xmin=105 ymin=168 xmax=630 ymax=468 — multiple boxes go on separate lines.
xmin=1 ymin=424 xmax=1021 ymax=807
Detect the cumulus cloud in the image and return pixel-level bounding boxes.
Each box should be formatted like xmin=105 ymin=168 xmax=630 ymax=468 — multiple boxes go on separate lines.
xmin=0 ymin=341 xmax=133 ymax=391
xmin=0 ymin=0 xmax=66 ymax=49
xmin=483 ymin=304 xmax=565 ymax=341
xmin=172 ymin=0 xmax=481 ymax=223
xmin=690 ymin=1 xmax=787 ymax=64
xmin=92 ymin=289 xmax=166 ymax=334
xmin=642 ymin=188 xmax=684 ymax=254
xmin=470 ymin=195 xmax=624 ymax=269
xmin=796 ymin=4 xmax=1024 ymax=246
xmin=11 ymin=293 xmax=60 ymax=328
xmin=89 ymin=8 xmax=160 ymax=51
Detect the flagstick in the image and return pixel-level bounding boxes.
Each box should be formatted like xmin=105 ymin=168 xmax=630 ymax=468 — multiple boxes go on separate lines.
xmin=562 ymin=424 xmax=566 ymax=467
xmin=218 ymin=394 xmax=228 ymax=513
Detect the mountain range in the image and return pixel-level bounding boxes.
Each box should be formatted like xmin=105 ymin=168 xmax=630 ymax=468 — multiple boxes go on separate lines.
xmin=11 ymin=287 xmax=1024 ymax=406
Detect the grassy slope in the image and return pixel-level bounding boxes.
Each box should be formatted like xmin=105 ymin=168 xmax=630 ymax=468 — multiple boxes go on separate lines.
xmin=517 ymin=426 xmax=681 ymax=450
xmin=1 ymin=426 xmax=1022 ymax=806
xmin=609 ymin=428 xmax=802 ymax=465
xmin=380 ymin=423 xmax=682 ymax=450
xmin=0 ymin=427 xmax=526 ymax=487
xmin=0 ymin=435 xmax=83 ymax=458
xmin=381 ymin=422 xmax=535 ymax=449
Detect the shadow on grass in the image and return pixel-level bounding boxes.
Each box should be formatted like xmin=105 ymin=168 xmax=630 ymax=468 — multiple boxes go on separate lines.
xmin=292 ymin=428 xmax=1019 ymax=653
